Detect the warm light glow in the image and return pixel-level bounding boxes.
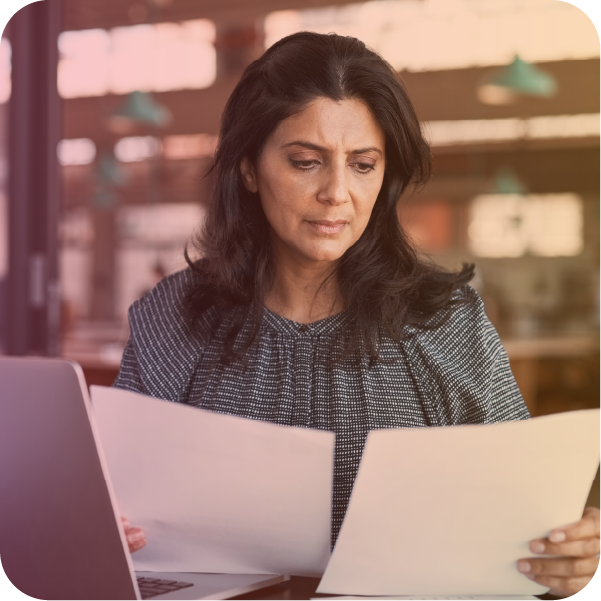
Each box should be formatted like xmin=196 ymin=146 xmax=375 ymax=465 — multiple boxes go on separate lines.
xmin=398 ymin=200 xmax=453 ymax=252
xmin=116 ymin=203 xmax=205 ymax=317
xmin=0 ymin=37 xmax=11 ymax=103
xmin=469 ymin=194 xmax=528 ymax=258
xmin=424 ymin=119 xmax=524 ymax=146
xmin=60 ymin=209 xmax=94 ymax=319
xmin=115 ymin=136 xmax=161 ymax=162
xmin=526 ymin=113 xmax=601 ymax=139
xmin=118 ymin=204 xmax=202 ymax=245
xmin=476 ymin=84 xmax=519 ymax=106
xmin=162 ymin=134 xmax=218 ymax=160
xmin=524 ymin=195 xmax=584 ymax=257
xmin=423 ymin=114 xmax=600 ymax=147
xmin=265 ymin=0 xmax=599 ymax=72
xmin=58 ymin=20 xmax=216 ymax=99
xmin=57 ymin=138 xmax=97 ymax=166
xmin=469 ymin=193 xmax=583 ymax=258
xmin=114 ymin=134 xmax=219 ymax=162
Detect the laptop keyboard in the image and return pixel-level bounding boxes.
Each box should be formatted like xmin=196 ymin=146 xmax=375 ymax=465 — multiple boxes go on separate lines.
xmin=137 ymin=576 xmax=194 ymax=599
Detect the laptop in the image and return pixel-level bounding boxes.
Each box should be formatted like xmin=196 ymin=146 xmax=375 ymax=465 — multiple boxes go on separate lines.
xmin=0 ymin=356 xmax=288 ymax=600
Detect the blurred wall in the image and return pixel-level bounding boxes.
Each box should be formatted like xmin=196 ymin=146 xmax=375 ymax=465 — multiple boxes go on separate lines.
xmin=0 ymin=0 xmax=598 ymax=414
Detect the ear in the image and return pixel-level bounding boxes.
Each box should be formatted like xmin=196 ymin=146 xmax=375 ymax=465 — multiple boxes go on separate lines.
xmin=240 ymin=157 xmax=259 ymax=193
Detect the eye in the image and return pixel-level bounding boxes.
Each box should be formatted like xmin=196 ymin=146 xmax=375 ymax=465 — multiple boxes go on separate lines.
xmin=351 ymin=162 xmax=376 ymax=174
xmin=290 ymin=159 xmax=321 ymax=170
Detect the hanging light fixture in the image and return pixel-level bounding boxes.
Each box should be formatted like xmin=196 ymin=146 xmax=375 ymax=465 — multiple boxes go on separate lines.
xmin=477 ymin=55 xmax=558 ymax=105
xmin=488 ymin=165 xmax=528 ymax=195
xmin=107 ymin=91 xmax=171 ymax=134
xmin=92 ymin=151 xmax=129 ymax=208
xmin=96 ymin=152 xmax=128 ymax=186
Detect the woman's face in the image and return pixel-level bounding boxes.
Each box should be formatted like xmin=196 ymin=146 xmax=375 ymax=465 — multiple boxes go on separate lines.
xmin=240 ymin=97 xmax=386 ymax=266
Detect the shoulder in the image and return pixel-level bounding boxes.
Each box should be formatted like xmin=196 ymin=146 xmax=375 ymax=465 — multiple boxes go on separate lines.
xmin=125 ymin=268 xmax=216 ymax=400
xmin=132 ymin=267 xmax=197 ymax=317
xmin=451 ymin=285 xmax=490 ymax=331
xmin=130 ymin=267 xmax=218 ymax=334
xmin=416 ymin=284 xmax=494 ymax=348
xmin=403 ymin=285 xmax=528 ymax=425
xmin=129 ymin=268 xmax=195 ymax=348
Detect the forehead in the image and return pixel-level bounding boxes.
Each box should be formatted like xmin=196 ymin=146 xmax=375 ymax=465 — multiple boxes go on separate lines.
xmin=268 ymin=97 xmax=386 ymax=150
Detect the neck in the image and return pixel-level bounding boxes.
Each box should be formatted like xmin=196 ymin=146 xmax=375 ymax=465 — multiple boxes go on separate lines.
xmin=264 ymin=247 xmax=343 ymax=324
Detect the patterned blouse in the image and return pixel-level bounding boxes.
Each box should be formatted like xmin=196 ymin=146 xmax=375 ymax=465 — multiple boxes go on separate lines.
xmin=113 ymin=268 xmax=529 ymax=546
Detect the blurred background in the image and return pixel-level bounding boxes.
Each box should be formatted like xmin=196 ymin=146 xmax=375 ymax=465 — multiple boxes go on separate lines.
xmin=0 ymin=0 xmax=599 ymax=423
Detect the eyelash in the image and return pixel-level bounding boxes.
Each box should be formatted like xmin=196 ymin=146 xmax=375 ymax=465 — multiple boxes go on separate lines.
xmin=289 ymin=160 xmax=376 ymax=174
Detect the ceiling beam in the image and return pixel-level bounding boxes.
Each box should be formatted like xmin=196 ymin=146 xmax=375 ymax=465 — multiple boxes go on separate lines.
xmin=63 ymin=0 xmax=368 ymax=31
xmin=62 ymin=59 xmax=600 ymax=141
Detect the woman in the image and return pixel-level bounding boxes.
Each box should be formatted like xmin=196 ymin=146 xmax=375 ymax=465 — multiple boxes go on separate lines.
xmin=114 ymin=32 xmax=599 ymax=597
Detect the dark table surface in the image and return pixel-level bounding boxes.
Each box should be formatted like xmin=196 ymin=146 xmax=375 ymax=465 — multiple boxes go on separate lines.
xmin=232 ymin=576 xmax=322 ymax=600
xmin=230 ymin=576 xmax=558 ymax=600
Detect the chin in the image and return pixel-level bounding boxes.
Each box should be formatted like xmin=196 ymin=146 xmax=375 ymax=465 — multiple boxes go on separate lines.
xmin=302 ymin=246 xmax=347 ymax=263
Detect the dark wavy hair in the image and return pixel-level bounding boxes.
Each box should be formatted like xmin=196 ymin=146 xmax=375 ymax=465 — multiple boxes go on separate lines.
xmin=185 ymin=31 xmax=473 ymax=363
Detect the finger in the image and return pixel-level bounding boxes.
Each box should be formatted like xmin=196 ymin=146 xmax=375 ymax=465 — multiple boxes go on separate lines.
xmin=129 ymin=537 xmax=147 ymax=553
xmin=518 ymin=555 xmax=599 ymax=579
xmin=129 ymin=537 xmax=147 ymax=552
xmin=126 ymin=527 xmax=147 ymax=552
xmin=529 ymin=537 xmax=600 ymax=557
xmin=121 ymin=516 xmax=131 ymax=531
xmin=548 ymin=507 xmax=600 ymax=543
xmin=523 ymin=574 xmax=592 ymax=598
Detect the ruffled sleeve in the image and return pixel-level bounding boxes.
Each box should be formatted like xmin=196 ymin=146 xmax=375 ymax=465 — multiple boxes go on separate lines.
xmin=113 ymin=337 xmax=146 ymax=394
xmin=113 ymin=268 xmax=209 ymax=402
xmin=402 ymin=285 xmax=530 ymax=427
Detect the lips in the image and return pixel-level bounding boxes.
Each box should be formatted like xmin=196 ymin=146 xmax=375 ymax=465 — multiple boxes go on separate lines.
xmin=306 ymin=219 xmax=348 ymax=234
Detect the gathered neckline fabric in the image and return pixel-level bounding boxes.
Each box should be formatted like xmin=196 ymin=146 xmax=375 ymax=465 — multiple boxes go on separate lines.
xmin=261 ymin=306 xmax=350 ymax=338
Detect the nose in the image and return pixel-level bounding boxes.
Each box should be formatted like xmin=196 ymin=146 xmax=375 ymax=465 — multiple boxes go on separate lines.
xmin=316 ymin=163 xmax=351 ymax=206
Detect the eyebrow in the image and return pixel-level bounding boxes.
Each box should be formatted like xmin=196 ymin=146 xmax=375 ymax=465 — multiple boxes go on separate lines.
xmin=281 ymin=140 xmax=383 ymax=156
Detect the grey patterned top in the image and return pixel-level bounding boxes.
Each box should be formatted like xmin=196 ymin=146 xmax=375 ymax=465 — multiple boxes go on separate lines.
xmin=114 ymin=268 xmax=529 ymax=545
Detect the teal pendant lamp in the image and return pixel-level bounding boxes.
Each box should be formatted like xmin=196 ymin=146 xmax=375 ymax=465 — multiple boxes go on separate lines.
xmin=97 ymin=152 xmax=129 ymax=186
xmin=489 ymin=166 xmax=528 ymax=195
xmin=478 ymin=55 xmax=558 ymax=105
xmin=107 ymin=91 xmax=171 ymax=133
xmin=92 ymin=151 xmax=129 ymax=208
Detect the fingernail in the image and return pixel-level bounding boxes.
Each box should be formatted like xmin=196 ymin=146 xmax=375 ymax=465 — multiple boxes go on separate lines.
xmin=549 ymin=530 xmax=566 ymax=542
xmin=128 ymin=532 xmax=145 ymax=542
xmin=531 ymin=541 xmax=545 ymax=553
xmin=517 ymin=560 xmax=531 ymax=573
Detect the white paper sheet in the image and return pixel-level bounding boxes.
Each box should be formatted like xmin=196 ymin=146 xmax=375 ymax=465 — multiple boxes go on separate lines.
xmin=317 ymin=409 xmax=600 ymax=596
xmin=90 ymin=386 xmax=334 ymax=577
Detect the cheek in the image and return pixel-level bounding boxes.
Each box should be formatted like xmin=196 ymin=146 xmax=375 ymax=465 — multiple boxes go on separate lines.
xmin=259 ymin=195 xmax=299 ymax=246
xmin=352 ymin=185 xmax=382 ymax=234
xmin=259 ymin=175 xmax=313 ymax=227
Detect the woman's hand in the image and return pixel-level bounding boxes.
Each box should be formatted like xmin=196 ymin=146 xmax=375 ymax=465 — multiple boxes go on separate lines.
xmin=121 ymin=516 xmax=147 ymax=553
xmin=517 ymin=507 xmax=600 ymax=597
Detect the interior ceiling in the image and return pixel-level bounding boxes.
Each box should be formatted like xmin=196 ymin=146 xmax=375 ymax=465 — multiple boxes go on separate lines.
xmin=61 ymin=58 xmax=600 ymax=140
xmin=62 ymin=0 xmax=367 ymax=31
